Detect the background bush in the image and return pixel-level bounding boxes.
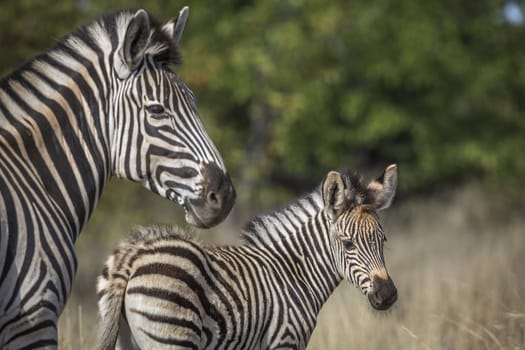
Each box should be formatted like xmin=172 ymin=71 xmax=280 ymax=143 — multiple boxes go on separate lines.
xmin=2 ymin=0 xmax=524 ymax=207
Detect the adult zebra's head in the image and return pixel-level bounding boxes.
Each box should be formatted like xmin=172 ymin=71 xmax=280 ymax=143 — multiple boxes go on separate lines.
xmin=109 ymin=7 xmax=235 ymax=228
xmin=322 ymin=165 xmax=398 ymax=310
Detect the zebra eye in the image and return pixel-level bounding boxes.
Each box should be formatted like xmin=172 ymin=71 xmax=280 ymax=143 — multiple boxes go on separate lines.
xmin=146 ymin=104 xmax=165 ymax=115
xmin=342 ymin=239 xmax=354 ymax=250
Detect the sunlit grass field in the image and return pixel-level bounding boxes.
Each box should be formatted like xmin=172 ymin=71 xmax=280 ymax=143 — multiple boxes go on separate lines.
xmin=58 ymin=181 xmax=525 ymax=349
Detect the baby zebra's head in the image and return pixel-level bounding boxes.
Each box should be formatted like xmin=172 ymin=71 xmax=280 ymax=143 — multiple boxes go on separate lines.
xmin=322 ymin=164 xmax=398 ymax=310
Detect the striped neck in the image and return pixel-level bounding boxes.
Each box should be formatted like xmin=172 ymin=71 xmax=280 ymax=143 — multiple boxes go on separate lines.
xmin=0 ymin=21 xmax=115 ymax=238
xmin=241 ymin=190 xmax=342 ymax=316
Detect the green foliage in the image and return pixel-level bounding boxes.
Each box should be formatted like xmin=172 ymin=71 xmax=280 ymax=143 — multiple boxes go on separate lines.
xmin=177 ymin=0 xmax=525 ymax=203
xmin=0 ymin=0 xmax=80 ymax=75
xmin=1 ymin=0 xmax=524 ymax=207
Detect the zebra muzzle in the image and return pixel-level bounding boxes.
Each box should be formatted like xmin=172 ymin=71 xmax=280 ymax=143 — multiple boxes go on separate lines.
xmin=367 ymin=276 xmax=397 ymax=310
xmin=184 ymin=163 xmax=236 ymax=228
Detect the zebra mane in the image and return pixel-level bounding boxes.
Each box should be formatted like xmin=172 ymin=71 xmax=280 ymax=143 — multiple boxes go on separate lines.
xmin=240 ymin=169 xmax=374 ymax=245
xmin=240 ymin=187 xmax=324 ymax=245
xmin=1 ymin=10 xmax=182 ymax=85
xmin=127 ymin=224 xmax=191 ymax=246
xmin=70 ymin=10 xmax=182 ymax=66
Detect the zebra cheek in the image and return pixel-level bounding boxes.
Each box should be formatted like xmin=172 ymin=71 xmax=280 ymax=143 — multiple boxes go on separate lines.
xmin=343 ymin=259 xmax=356 ymax=286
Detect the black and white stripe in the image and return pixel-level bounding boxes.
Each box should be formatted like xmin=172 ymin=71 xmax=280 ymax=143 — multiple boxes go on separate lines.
xmin=97 ymin=165 xmax=398 ymax=350
xmin=0 ymin=7 xmax=235 ymax=349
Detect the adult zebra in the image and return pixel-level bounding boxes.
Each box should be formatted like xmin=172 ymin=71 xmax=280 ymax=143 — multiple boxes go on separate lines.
xmin=97 ymin=165 xmax=398 ymax=350
xmin=0 ymin=7 xmax=235 ymax=349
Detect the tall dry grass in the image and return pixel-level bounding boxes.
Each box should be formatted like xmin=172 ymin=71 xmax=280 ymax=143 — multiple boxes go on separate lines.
xmin=58 ymin=184 xmax=525 ymax=349
xmin=309 ymin=186 xmax=525 ymax=349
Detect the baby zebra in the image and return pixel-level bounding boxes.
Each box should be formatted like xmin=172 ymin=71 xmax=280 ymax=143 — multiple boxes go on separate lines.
xmin=97 ymin=165 xmax=398 ymax=350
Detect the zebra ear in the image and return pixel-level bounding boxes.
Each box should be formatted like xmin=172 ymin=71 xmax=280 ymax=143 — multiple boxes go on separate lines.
xmin=162 ymin=6 xmax=189 ymax=46
xmin=115 ymin=9 xmax=152 ymax=79
xmin=368 ymin=164 xmax=398 ymax=210
xmin=322 ymin=171 xmax=348 ymax=221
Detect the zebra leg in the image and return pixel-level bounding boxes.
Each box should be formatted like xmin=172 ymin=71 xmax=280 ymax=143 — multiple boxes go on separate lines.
xmin=1 ymin=305 xmax=58 ymax=349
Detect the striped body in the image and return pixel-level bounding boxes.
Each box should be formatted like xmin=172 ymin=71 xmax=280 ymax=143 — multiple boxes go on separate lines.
xmin=0 ymin=8 xmax=235 ymax=349
xmin=98 ymin=166 xmax=398 ymax=350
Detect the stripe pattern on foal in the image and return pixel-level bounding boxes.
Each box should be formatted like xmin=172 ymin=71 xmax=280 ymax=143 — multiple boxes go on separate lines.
xmin=0 ymin=7 xmax=235 ymax=349
xmin=97 ymin=165 xmax=398 ymax=350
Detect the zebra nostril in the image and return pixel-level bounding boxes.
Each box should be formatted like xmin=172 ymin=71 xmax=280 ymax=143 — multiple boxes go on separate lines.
xmin=200 ymin=163 xmax=235 ymax=210
xmin=186 ymin=163 xmax=236 ymax=227
xmin=207 ymin=191 xmax=221 ymax=208
xmin=369 ymin=292 xmax=381 ymax=307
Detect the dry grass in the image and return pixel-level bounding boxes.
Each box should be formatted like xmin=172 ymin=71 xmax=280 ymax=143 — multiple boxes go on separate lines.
xmin=309 ymin=188 xmax=525 ymax=349
xmin=58 ymin=184 xmax=525 ymax=349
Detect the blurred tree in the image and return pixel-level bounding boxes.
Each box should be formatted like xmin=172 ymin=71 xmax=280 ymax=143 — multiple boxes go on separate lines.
xmin=1 ymin=0 xmax=524 ymax=210
xmin=0 ymin=0 xmax=82 ymax=76
xmin=182 ymin=0 xmax=525 ymax=205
